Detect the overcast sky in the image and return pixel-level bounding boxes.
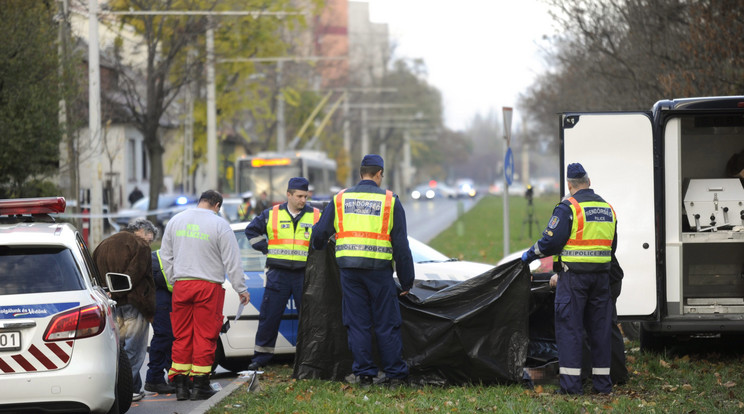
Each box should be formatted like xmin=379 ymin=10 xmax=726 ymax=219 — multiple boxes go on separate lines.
xmin=365 ymin=0 xmax=555 ymax=131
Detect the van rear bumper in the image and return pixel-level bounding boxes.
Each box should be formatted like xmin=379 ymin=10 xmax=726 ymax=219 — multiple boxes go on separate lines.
xmin=644 ymin=315 xmax=744 ymax=334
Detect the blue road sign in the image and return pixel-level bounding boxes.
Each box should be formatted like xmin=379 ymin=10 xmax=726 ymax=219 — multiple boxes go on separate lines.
xmin=505 ymin=148 xmax=514 ymax=186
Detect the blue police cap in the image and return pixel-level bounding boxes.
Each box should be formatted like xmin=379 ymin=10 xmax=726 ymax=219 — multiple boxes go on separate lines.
xmin=567 ymin=163 xmax=587 ymax=179
xmin=287 ymin=177 xmax=309 ymax=191
xmin=361 ymin=154 xmax=384 ymax=168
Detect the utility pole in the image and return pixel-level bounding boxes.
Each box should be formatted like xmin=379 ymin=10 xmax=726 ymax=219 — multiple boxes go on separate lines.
xmin=205 ymin=23 xmax=218 ymax=190
xmin=502 ymin=107 xmax=514 ymax=258
xmin=88 ymin=0 xmax=103 ymax=249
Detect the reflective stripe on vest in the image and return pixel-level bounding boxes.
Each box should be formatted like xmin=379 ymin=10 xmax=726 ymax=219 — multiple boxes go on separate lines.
xmin=155 ymin=250 xmax=173 ymax=292
xmin=334 ymin=189 xmax=394 ymax=263
xmin=560 ymin=197 xmax=615 ymax=265
xmin=266 ymin=205 xmax=320 ymax=263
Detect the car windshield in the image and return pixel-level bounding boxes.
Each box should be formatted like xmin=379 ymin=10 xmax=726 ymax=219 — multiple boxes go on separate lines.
xmin=408 ymin=237 xmax=451 ymax=263
xmin=0 ymin=247 xmax=84 ymax=295
xmin=221 ymin=200 xmax=241 ymax=223
xmin=233 ymin=230 xmax=267 ymax=271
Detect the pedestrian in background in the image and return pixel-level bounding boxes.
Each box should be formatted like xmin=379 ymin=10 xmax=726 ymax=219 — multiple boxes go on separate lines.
xmin=244 ymin=177 xmax=320 ymax=370
xmin=93 ymin=218 xmax=157 ymax=402
xmin=522 ymin=163 xmax=617 ymax=395
xmin=311 ymin=154 xmax=415 ymax=388
xmin=254 ymin=190 xmax=270 ymax=213
xmin=128 ymin=186 xmax=144 ymax=206
xmin=238 ymin=191 xmax=253 ymax=222
xmin=144 ymin=249 xmax=176 ymax=394
xmin=160 ymin=190 xmax=250 ymax=401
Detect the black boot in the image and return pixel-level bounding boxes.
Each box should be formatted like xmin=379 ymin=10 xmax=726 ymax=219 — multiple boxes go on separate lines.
xmin=174 ymin=375 xmax=190 ymax=401
xmin=191 ymin=375 xmax=216 ymax=401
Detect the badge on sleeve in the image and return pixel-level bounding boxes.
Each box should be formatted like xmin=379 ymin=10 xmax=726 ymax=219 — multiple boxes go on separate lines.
xmin=548 ymin=216 xmax=560 ymax=229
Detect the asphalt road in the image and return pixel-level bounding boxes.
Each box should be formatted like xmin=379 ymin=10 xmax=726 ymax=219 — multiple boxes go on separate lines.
xmin=126 ymin=196 xmax=479 ymax=414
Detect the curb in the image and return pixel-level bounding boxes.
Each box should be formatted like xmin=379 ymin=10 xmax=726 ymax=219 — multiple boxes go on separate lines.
xmin=187 ymin=375 xmax=249 ymax=414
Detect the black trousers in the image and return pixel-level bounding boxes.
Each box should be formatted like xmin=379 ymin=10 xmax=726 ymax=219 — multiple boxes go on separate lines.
xmin=581 ymin=280 xmax=628 ymax=385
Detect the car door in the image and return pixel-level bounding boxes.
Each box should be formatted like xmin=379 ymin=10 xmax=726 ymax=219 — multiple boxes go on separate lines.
xmin=561 ymin=112 xmax=657 ymax=318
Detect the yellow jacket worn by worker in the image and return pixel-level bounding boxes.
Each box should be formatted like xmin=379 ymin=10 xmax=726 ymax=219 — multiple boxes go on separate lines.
xmin=267 ymin=204 xmax=320 ymax=265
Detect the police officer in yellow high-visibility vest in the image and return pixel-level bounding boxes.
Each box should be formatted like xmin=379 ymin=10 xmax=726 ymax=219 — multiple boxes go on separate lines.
xmin=522 ymin=163 xmax=617 ymax=395
xmin=311 ymin=154 xmax=415 ymax=388
xmin=244 ymin=177 xmax=320 ymax=370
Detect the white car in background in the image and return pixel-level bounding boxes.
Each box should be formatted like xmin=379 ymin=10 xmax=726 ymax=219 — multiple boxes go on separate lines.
xmin=0 ymin=197 xmax=133 ymax=413
xmin=213 ymin=222 xmax=500 ymax=372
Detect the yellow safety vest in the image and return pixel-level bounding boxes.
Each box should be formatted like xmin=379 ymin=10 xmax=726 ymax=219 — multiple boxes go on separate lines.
xmin=266 ymin=205 xmax=320 ymax=264
xmin=155 ymin=250 xmax=173 ymax=292
xmin=559 ymin=197 xmax=616 ymax=272
xmin=333 ymin=189 xmax=394 ymax=269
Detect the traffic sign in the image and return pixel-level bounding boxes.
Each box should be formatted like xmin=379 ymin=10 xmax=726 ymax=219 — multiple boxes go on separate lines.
xmin=505 ymin=148 xmax=514 ymax=186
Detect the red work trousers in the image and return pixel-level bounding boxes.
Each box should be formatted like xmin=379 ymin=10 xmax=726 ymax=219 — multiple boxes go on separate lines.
xmin=168 ymin=280 xmax=225 ymax=379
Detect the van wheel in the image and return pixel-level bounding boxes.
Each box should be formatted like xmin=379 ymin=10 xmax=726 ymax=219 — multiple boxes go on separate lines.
xmin=639 ymin=324 xmax=667 ymax=354
xmin=109 ymin=348 xmax=133 ymax=414
xmin=620 ymin=322 xmax=640 ymax=341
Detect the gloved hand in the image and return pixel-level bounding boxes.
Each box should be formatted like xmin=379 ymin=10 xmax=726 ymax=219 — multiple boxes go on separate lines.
xmin=521 ymin=251 xmax=530 ymax=263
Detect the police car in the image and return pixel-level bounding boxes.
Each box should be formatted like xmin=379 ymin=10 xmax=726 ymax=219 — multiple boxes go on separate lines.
xmin=213 ymin=222 xmax=501 ymax=371
xmin=0 ymin=197 xmax=133 ymax=413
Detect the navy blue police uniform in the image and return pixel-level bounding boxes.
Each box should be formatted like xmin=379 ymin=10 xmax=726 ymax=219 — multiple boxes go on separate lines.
xmin=244 ymin=177 xmax=318 ymax=369
xmin=311 ymin=154 xmax=415 ymax=382
xmin=522 ymin=163 xmax=616 ymax=394
xmin=145 ymin=250 xmax=175 ymax=391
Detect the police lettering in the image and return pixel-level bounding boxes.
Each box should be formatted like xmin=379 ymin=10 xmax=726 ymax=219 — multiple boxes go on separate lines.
xmin=584 ymin=207 xmax=612 ymax=222
xmin=344 ymin=199 xmax=383 ymax=216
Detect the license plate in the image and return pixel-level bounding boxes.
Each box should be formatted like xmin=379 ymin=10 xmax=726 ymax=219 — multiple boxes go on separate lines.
xmin=0 ymin=331 xmax=21 ymax=351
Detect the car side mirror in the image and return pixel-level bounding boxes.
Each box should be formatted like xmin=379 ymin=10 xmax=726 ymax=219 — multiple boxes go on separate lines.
xmin=106 ymin=272 xmax=132 ymax=293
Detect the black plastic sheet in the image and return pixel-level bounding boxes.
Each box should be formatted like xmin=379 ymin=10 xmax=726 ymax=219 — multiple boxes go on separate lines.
xmin=292 ymin=243 xmax=353 ymax=381
xmin=401 ymin=259 xmax=530 ymax=385
xmin=293 ymin=246 xmax=533 ymax=385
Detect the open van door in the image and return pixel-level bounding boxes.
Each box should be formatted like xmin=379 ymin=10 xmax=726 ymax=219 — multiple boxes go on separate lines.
xmin=561 ymin=113 xmax=656 ymax=318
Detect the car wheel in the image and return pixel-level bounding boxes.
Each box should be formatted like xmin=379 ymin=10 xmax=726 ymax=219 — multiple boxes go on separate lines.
xmin=111 ymin=348 xmax=133 ymax=414
xmin=213 ymin=339 xmax=250 ymax=373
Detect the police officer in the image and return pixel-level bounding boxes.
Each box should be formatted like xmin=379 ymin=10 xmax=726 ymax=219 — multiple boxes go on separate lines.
xmin=311 ymin=154 xmax=415 ymax=387
xmin=522 ymin=163 xmax=617 ymax=395
xmin=238 ymin=191 xmax=253 ymax=222
xmin=144 ymin=250 xmax=176 ymax=394
xmin=244 ymin=177 xmax=320 ymax=370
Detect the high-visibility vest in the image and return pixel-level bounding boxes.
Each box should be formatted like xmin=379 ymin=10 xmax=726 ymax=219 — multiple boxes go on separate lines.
xmin=155 ymin=250 xmax=173 ymax=292
xmin=266 ymin=205 xmax=320 ymax=266
xmin=559 ymin=196 xmax=616 ymax=272
xmin=333 ymin=188 xmax=394 ymax=269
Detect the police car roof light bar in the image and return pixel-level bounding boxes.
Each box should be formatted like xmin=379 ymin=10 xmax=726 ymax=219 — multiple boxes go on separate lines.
xmin=0 ymin=197 xmax=66 ymax=215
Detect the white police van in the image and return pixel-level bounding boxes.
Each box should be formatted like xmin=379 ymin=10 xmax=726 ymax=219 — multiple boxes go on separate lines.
xmin=560 ymin=96 xmax=744 ymax=351
xmin=0 ymin=197 xmax=133 ymax=413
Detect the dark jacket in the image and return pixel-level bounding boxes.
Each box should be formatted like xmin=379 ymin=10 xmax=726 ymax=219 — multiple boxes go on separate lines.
xmin=93 ymin=231 xmax=156 ymax=321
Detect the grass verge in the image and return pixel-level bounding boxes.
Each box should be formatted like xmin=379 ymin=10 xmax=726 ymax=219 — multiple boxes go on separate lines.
xmin=207 ymin=195 xmax=744 ymax=413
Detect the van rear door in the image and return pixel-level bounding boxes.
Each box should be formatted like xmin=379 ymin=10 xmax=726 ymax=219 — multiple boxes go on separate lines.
xmin=561 ymin=113 xmax=656 ymax=318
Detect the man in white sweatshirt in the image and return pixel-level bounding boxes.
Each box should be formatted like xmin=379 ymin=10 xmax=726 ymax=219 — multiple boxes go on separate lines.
xmin=160 ymin=190 xmax=250 ymax=401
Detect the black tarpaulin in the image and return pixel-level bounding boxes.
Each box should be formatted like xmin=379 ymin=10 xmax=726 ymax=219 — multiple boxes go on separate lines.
xmin=293 ymin=246 xmax=532 ymax=385
xmin=292 ymin=244 xmax=354 ymax=381
xmin=401 ymin=259 xmax=530 ymax=385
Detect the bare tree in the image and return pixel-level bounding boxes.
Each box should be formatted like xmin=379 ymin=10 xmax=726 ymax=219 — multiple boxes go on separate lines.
xmin=520 ymin=0 xmax=744 ymax=150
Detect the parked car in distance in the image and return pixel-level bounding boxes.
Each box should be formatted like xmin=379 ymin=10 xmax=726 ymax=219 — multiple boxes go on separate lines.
xmin=410 ymin=181 xmax=457 ymax=201
xmin=114 ymin=194 xmax=197 ymax=231
xmin=0 ymin=197 xmax=133 ymax=413
xmin=455 ymin=178 xmax=477 ymax=198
